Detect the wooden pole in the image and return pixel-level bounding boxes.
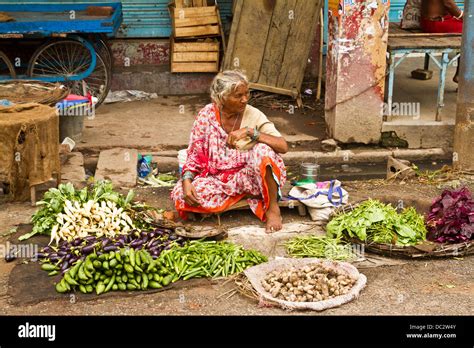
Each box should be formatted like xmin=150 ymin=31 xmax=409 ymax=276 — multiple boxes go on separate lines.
xmin=453 ymin=0 xmax=474 ymax=172
xmin=316 ymin=8 xmax=324 ymax=100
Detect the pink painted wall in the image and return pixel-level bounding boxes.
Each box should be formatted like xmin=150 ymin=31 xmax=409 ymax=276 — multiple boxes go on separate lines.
xmin=111 ymin=39 xmax=170 ymax=67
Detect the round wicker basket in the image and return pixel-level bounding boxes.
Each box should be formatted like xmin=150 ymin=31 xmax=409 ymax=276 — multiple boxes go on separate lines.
xmin=0 ymin=80 xmax=69 ymax=106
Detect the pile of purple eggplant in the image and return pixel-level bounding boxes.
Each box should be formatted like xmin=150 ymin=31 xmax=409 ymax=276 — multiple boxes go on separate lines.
xmin=37 ymin=228 xmax=185 ymax=275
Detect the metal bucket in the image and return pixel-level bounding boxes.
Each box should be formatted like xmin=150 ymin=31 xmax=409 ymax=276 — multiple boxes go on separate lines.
xmin=57 ymin=97 xmax=96 ymax=143
xmin=59 ymin=114 xmax=85 ymax=142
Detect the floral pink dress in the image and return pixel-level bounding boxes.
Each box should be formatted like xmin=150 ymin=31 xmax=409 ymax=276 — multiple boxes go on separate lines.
xmin=170 ymin=103 xmax=286 ymax=221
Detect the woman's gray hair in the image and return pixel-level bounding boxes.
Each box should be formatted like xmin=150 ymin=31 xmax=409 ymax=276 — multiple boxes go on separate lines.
xmin=210 ymin=70 xmax=249 ymax=107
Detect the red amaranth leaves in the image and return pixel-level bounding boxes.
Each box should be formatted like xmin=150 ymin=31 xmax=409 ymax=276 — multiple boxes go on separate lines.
xmin=426 ymin=187 xmax=474 ymax=243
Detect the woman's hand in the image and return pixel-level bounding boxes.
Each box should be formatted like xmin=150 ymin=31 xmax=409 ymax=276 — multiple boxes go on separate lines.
xmin=182 ymin=179 xmax=200 ymax=206
xmin=226 ymin=127 xmax=249 ymax=148
xmin=256 ymin=133 xmax=288 ymax=154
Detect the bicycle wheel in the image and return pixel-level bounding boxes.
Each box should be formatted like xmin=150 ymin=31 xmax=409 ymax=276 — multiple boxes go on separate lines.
xmin=93 ymin=37 xmax=112 ymax=73
xmin=27 ymin=39 xmax=110 ymax=107
xmin=0 ymin=50 xmax=16 ymax=79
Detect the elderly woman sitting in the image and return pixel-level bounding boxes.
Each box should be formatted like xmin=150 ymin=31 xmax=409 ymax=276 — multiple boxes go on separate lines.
xmin=171 ymin=70 xmax=288 ymax=232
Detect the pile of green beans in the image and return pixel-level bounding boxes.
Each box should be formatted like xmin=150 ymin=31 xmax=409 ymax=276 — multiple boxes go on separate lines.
xmin=285 ymin=235 xmax=355 ymax=261
xmin=158 ymin=240 xmax=268 ymax=280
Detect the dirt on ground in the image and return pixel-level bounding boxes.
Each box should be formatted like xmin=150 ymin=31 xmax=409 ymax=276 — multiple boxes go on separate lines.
xmin=0 ymin=177 xmax=473 ymax=316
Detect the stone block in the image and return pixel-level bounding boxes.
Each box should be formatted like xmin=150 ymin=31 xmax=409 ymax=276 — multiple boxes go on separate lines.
xmin=95 ymin=148 xmax=138 ymax=188
xmin=60 ymin=152 xmax=86 ymax=187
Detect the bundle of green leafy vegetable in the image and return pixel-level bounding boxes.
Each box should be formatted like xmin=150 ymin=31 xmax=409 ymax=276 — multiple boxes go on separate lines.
xmin=20 ymin=181 xmax=135 ymax=241
xmin=326 ymin=199 xmax=427 ymax=246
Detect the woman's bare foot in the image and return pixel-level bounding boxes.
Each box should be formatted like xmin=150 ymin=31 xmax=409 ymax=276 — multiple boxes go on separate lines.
xmin=265 ymin=205 xmax=282 ymax=233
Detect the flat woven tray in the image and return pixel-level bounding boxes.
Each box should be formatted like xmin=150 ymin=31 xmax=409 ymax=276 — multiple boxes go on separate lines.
xmin=0 ymin=80 xmax=69 ymax=106
xmin=328 ymin=201 xmax=474 ymax=259
xmin=347 ymin=237 xmax=474 ymax=259
xmin=174 ymin=226 xmax=226 ymax=239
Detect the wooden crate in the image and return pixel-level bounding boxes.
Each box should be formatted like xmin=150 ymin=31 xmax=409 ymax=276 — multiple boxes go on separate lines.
xmin=171 ymin=37 xmax=220 ymax=73
xmin=170 ymin=5 xmax=220 ymax=38
xmin=175 ymin=0 xmax=208 ymax=7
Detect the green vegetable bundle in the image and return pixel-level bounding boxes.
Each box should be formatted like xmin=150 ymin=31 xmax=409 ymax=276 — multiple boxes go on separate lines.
xmin=285 ymin=235 xmax=355 ymax=260
xmin=158 ymin=240 xmax=268 ymax=280
xmin=326 ymin=199 xmax=427 ymax=246
xmin=138 ymin=173 xmax=177 ymax=187
xmin=49 ymin=248 xmax=176 ymax=294
xmin=22 ymin=181 xmax=135 ymax=241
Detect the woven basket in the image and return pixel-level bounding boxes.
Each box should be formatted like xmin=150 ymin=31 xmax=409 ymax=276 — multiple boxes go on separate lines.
xmin=0 ymin=80 xmax=69 ymax=106
xmin=328 ymin=200 xmax=474 ymax=259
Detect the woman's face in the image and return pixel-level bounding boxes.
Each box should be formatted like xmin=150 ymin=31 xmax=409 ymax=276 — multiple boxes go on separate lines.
xmin=223 ymin=83 xmax=250 ymax=114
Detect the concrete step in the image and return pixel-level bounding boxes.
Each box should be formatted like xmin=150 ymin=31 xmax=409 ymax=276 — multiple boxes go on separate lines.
xmin=84 ymin=147 xmax=450 ymax=177
xmin=281 ymin=147 xmax=449 ymax=166
xmin=382 ymin=119 xmax=455 ymax=149
xmin=80 ymin=146 xmax=450 ymax=185
xmin=147 ymin=147 xmax=450 ymax=177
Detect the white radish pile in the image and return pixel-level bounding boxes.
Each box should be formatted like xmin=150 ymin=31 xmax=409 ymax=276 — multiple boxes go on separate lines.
xmin=49 ymin=200 xmax=136 ymax=245
xmin=261 ymin=264 xmax=357 ymax=302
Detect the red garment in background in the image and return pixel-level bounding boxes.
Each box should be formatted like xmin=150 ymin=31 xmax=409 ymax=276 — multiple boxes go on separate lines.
xmin=420 ymin=15 xmax=463 ymax=33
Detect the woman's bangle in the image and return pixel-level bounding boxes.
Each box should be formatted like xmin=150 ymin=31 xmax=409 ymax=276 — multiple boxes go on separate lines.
xmin=455 ymin=10 xmax=463 ymax=19
xmin=246 ymin=127 xmax=252 ymax=137
xmin=251 ymin=127 xmax=260 ymax=141
xmin=182 ymin=171 xmax=195 ymax=181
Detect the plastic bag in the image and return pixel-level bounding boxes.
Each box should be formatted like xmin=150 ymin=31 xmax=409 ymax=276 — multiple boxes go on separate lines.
xmin=288 ymin=180 xmax=349 ymax=224
xmin=137 ymin=154 xmax=153 ymax=178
